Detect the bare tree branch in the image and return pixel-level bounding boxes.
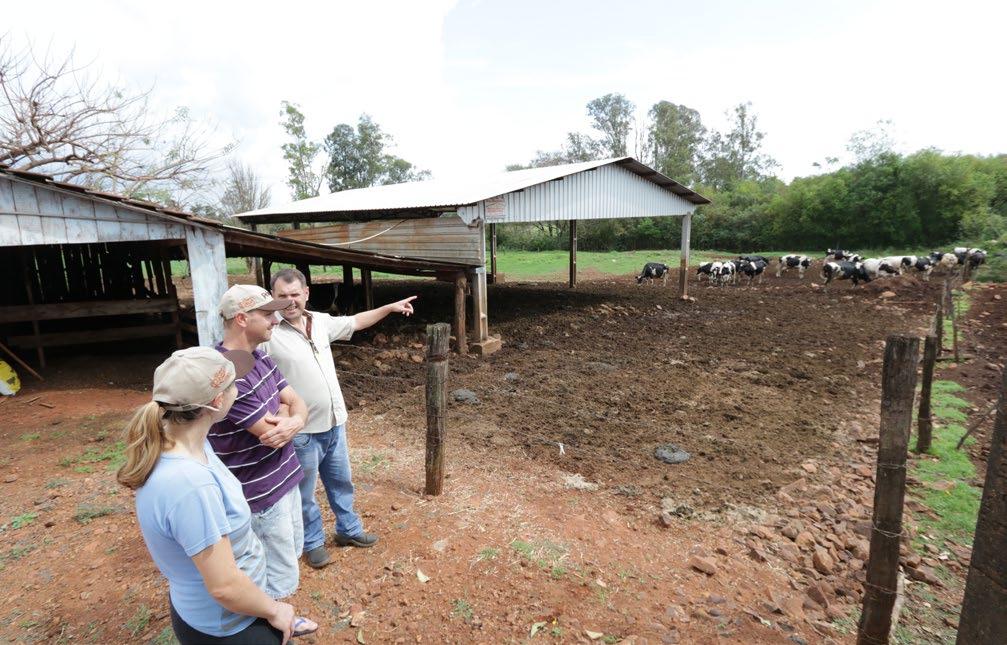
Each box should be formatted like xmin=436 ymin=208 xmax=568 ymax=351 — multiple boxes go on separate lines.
xmin=0 ymin=35 xmax=228 ymax=206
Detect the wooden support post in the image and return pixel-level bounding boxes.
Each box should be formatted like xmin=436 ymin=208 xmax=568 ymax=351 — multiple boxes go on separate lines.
xmin=915 ymin=334 xmax=939 ymax=454
xmin=957 ymin=367 xmax=1007 ymax=643
xmin=679 ymin=213 xmax=692 ymax=300
xmin=568 ymin=220 xmax=577 ymax=289
xmin=185 ymin=228 xmax=229 ymax=346
xmin=262 ymin=260 xmax=273 ymax=291
xmin=20 ymin=250 xmax=45 ymax=368
xmin=489 ymin=223 xmax=498 ymax=284
xmin=425 ymin=323 xmax=450 ymax=496
xmin=453 ymin=273 xmax=467 ymax=355
xmin=361 ymin=269 xmax=374 ymax=311
xmin=295 ymin=263 xmax=312 ymax=287
xmin=249 ymin=224 xmax=262 ymax=284
xmin=858 ymin=335 xmax=920 ymax=645
xmin=341 ymin=265 xmax=355 ymax=314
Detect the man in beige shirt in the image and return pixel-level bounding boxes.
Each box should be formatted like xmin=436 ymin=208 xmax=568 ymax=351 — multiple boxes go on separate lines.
xmin=265 ymin=268 xmax=416 ymax=568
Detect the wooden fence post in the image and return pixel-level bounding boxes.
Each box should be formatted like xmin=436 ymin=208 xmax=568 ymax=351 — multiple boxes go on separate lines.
xmin=934 ymin=303 xmax=944 ymax=356
xmin=915 ymin=334 xmax=938 ymax=454
xmin=957 ymin=367 xmax=1007 ymax=643
xmin=950 ymin=287 xmax=960 ymax=364
xmin=858 ymin=335 xmax=920 ymax=645
xmin=425 ymin=323 xmax=450 ymax=496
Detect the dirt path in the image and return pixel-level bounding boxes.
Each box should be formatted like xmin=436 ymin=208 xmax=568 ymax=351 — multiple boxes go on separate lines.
xmin=0 ymin=272 xmax=995 ymax=644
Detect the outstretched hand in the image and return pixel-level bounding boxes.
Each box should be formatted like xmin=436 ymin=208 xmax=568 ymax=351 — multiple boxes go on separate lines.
xmin=389 ymin=295 xmax=417 ymax=316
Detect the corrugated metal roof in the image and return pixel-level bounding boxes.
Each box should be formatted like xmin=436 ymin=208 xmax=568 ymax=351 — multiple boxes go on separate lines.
xmin=236 ymin=157 xmax=709 ymax=223
xmin=0 ymin=164 xmax=477 ymax=272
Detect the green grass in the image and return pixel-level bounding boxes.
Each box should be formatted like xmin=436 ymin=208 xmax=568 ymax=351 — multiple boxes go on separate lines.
xmin=60 ymin=441 xmax=127 ymax=472
xmin=73 ymin=503 xmax=119 ymax=524
xmin=475 ymin=547 xmax=499 ymax=562
xmin=19 ymin=432 xmax=40 ymax=442
xmin=451 ymin=598 xmax=474 ymax=622
xmin=169 ymin=245 xmax=1006 ymax=284
xmin=125 ymin=605 xmax=151 ymax=637
xmin=912 ymin=380 xmax=982 ymax=547
xmin=10 ymin=512 xmax=38 ymax=529
xmin=942 ymin=289 xmax=971 ymax=352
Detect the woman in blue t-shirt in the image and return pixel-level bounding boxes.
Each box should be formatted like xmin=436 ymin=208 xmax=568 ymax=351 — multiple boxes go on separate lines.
xmin=117 ymin=347 xmax=318 ymax=644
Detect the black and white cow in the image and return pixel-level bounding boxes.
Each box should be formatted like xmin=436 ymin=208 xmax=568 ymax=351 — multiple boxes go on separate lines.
xmin=909 ymin=256 xmax=934 ymax=281
xmin=696 ymin=261 xmax=723 ymax=283
xmin=861 ymin=258 xmax=901 ymax=279
xmin=954 ymin=247 xmax=988 ymax=270
xmin=738 ymin=254 xmax=771 ymax=265
xmin=826 ymin=249 xmax=857 ymax=262
xmin=737 ymin=259 xmax=769 ymax=286
xmin=637 ymin=262 xmax=671 ymax=285
xmin=717 ymin=260 xmax=738 ymax=285
xmin=777 ymin=254 xmax=812 ymax=278
xmin=930 ymin=251 xmax=960 ymax=272
xmin=822 ymin=261 xmax=871 ymax=286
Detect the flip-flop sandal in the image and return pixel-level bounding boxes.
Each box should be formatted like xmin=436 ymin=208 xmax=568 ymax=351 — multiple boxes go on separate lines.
xmin=292 ymin=616 xmax=318 ymax=638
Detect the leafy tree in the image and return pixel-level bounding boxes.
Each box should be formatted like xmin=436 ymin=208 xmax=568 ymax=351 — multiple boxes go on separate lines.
xmin=847 ymin=119 xmax=896 ymax=163
xmin=0 ymin=36 xmax=225 ymax=206
xmin=700 ymin=102 xmax=777 ymax=190
xmin=323 ymin=114 xmax=429 ymax=192
xmin=647 ymin=100 xmax=706 ymax=185
xmin=279 ymin=101 xmax=322 ymax=200
xmin=586 ymin=93 xmax=635 ymax=157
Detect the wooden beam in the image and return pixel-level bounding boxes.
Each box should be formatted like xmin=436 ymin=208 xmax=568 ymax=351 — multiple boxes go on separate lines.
xmin=8 ymin=323 xmax=180 ymax=348
xmin=568 ymin=220 xmax=577 ymax=289
xmin=20 ymin=249 xmax=44 ymax=368
xmin=0 ymin=298 xmax=179 ymax=324
xmin=679 ymin=213 xmax=692 ymax=299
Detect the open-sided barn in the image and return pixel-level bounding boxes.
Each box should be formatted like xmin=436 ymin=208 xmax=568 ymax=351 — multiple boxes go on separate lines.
xmin=237 ymin=157 xmax=709 ymax=354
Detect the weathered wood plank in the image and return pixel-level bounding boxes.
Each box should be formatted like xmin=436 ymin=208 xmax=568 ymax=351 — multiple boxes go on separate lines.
xmin=0 ymin=214 xmax=21 ymax=246
xmin=93 ymin=201 xmax=123 ymax=242
xmin=8 ymin=323 xmax=179 ymax=348
xmin=185 ymin=228 xmax=228 ymax=345
xmin=35 ymin=189 xmax=68 ymax=242
xmin=62 ymin=195 xmax=100 ymax=243
xmin=11 ymin=182 xmax=44 ymax=245
xmin=0 ymin=297 xmax=179 ymax=323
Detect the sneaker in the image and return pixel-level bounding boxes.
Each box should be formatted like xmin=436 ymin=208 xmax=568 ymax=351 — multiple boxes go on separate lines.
xmin=334 ymin=532 xmax=379 ymax=548
xmin=304 ymin=546 xmax=331 ymax=569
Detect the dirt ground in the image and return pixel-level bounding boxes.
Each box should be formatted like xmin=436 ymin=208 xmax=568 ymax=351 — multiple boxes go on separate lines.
xmin=1 ymin=270 xmax=1002 ymax=644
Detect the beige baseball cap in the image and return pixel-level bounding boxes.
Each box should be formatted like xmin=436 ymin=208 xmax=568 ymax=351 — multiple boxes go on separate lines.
xmin=153 ymin=347 xmax=255 ymax=412
xmin=219 ymin=284 xmax=290 ymax=320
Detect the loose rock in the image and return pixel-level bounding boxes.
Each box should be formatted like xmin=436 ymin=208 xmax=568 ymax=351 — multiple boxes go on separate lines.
xmin=451 ymin=389 xmax=480 ymax=404
xmin=688 ymin=556 xmax=718 ymax=576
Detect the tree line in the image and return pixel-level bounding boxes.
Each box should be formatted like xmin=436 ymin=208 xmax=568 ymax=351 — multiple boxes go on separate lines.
xmin=3 ymin=38 xmax=1004 ymax=253
xmin=502 ymin=93 xmax=1007 ymax=252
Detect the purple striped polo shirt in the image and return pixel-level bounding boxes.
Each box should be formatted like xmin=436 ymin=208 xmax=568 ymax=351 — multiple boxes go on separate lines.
xmin=208 ymin=346 xmax=303 ymax=514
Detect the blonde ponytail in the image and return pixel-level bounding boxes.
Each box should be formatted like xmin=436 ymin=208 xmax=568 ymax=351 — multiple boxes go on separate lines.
xmin=117 ymin=401 xmax=174 ymax=489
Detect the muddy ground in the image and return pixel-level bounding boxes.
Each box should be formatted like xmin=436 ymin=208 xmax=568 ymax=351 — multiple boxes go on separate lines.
xmin=1 ymin=270 xmax=1002 ymax=644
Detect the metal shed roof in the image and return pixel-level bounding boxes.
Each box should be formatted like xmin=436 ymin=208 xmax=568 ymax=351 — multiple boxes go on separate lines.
xmin=235 ymin=157 xmax=710 ymax=224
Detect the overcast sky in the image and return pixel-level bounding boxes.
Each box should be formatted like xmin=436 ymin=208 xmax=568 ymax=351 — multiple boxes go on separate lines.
xmin=7 ymin=0 xmax=1005 ymax=206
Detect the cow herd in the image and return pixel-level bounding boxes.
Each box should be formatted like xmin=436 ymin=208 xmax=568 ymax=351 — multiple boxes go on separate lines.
xmin=637 ymin=247 xmax=988 ymax=288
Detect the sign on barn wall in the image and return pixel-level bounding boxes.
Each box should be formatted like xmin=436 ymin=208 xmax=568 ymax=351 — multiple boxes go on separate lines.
xmin=484 ymin=196 xmax=506 ymax=222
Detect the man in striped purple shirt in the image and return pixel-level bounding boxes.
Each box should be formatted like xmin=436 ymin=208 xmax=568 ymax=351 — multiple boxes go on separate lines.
xmin=209 ymin=285 xmax=310 ymax=602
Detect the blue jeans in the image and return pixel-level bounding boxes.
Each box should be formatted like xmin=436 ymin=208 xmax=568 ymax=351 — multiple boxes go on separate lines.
xmin=292 ymin=424 xmax=363 ymax=552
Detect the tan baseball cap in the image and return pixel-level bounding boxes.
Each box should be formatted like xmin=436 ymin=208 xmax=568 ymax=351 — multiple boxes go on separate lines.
xmin=153 ymin=347 xmax=255 ymax=412
xmin=219 ymin=284 xmax=290 ymax=320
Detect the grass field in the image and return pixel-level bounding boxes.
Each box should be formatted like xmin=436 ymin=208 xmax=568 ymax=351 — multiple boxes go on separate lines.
xmin=170 ymin=247 xmax=1006 ymax=283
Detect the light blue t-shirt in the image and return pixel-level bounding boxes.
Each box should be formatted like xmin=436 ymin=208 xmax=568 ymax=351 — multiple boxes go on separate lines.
xmin=135 ymin=441 xmax=267 ymax=637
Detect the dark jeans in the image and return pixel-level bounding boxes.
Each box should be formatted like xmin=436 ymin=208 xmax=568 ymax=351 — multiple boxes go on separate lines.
xmin=170 ymin=603 xmax=282 ymax=645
